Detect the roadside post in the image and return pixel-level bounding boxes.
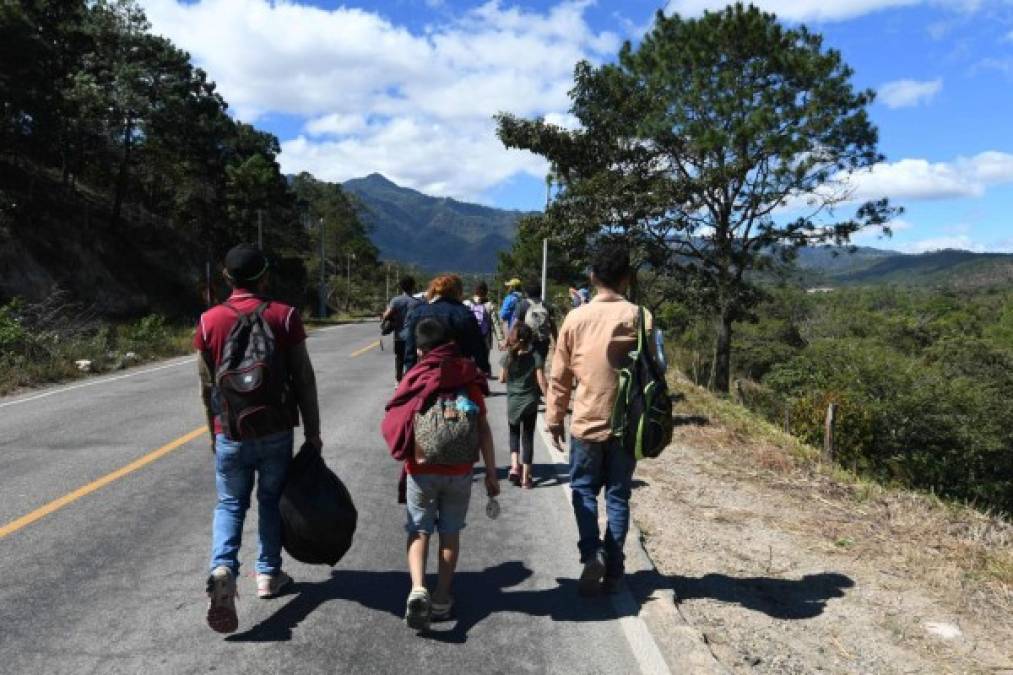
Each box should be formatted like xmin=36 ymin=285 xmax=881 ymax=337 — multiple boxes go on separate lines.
xmin=318 ymin=217 xmax=326 ymax=318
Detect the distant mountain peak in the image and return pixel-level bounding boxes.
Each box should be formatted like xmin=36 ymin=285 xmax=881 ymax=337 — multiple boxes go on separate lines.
xmin=342 ymin=173 xmax=530 ymax=272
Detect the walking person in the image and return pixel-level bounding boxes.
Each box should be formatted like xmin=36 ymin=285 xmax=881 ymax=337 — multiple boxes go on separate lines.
xmin=383 ymin=276 xmax=424 ymax=382
xmin=194 ymin=244 xmax=322 ymax=633
xmin=403 ymin=275 xmax=491 ymax=375
xmin=499 ymin=324 xmax=547 ymax=488
xmin=499 ymin=278 xmax=524 ymax=332
xmin=545 ymin=243 xmax=649 ymax=596
xmin=511 ymin=282 xmax=557 ymax=363
xmin=381 ymin=318 xmax=500 ymax=631
xmin=464 ymin=281 xmax=502 ymax=357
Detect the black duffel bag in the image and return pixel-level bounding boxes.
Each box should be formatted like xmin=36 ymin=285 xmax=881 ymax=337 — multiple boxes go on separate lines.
xmin=280 ymin=442 xmax=358 ymax=566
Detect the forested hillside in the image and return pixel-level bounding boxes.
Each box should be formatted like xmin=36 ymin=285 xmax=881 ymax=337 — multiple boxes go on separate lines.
xmin=343 ymin=173 xmax=525 ymax=272
xmin=0 ymin=0 xmax=379 ymax=316
xmin=796 ymin=247 xmax=1013 ymax=289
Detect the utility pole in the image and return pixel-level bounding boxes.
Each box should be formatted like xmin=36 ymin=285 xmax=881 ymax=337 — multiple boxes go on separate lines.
xmin=385 ymin=262 xmax=390 ymax=302
xmin=318 ymin=217 xmax=326 ymax=318
xmin=541 ymin=238 xmax=548 ymax=302
xmin=257 ymin=209 xmax=263 ymax=250
xmin=345 ymin=251 xmax=355 ymax=312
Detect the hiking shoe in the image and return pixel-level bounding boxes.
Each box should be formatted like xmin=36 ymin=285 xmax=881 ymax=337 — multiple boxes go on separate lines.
xmin=431 ymin=597 xmax=455 ymax=622
xmin=206 ymin=566 xmax=238 ymax=634
xmin=405 ymin=587 xmax=432 ymax=632
xmin=578 ymin=551 xmax=607 ymax=597
xmin=256 ymin=571 xmax=293 ymax=599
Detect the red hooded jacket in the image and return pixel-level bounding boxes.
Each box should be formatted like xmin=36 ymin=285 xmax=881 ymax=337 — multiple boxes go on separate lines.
xmin=381 ymin=343 xmax=489 ymax=500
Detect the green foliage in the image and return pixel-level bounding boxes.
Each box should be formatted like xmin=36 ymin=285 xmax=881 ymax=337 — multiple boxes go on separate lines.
xmin=497 ymin=3 xmax=900 ymax=392
xmin=666 ymin=285 xmax=1013 ymax=514
xmin=0 ymin=299 xmax=190 ymax=394
xmin=120 ymin=313 xmax=170 ymax=345
xmin=0 ymin=299 xmax=27 ymax=352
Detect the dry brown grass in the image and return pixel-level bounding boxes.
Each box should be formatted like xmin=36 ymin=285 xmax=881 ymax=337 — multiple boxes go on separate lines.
xmin=668 ymin=373 xmax=1013 ymax=628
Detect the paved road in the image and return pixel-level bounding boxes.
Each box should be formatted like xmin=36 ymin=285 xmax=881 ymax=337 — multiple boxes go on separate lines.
xmin=0 ymin=322 xmax=651 ymax=674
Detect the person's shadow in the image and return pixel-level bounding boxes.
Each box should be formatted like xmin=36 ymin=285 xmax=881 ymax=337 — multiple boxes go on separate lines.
xmin=227 ymin=561 xmax=854 ymax=645
xmin=227 ymin=561 xmax=621 ymax=644
xmin=626 ymin=568 xmax=855 ymax=621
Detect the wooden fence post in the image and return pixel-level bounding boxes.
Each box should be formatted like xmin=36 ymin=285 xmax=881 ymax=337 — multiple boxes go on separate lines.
xmin=823 ymin=402 xmax=837 ymax=463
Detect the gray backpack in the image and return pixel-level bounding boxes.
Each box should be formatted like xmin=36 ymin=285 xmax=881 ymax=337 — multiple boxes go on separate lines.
xmin=524 ymin=300 xmax=551 ymax=342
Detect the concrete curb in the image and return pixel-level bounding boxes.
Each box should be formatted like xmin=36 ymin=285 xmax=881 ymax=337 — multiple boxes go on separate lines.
xmin=536 ymin=416 xmax=728 ymax=674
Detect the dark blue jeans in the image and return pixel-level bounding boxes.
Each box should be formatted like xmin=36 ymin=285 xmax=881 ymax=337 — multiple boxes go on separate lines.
xmin=568 ymin=436 xmax=637 ymax=579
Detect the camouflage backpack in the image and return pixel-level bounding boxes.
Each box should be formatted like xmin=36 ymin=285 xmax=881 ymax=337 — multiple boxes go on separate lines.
xmin=413 ymin=390 xmax=480 ymax=465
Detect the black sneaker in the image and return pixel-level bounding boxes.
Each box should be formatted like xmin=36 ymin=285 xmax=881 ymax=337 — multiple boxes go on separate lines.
xmin=578 ymin=551 xmax=606 ymax=597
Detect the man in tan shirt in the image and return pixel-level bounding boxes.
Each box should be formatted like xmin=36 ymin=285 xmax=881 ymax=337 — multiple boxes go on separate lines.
xmin=546 ymin=243 xmax=646 ymax=596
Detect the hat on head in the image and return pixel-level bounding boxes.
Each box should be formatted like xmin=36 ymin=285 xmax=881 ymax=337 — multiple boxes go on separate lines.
xmin=504 ymin=278 xmax=522 ymax=288
xmin=225 ymin=244 xmax=269 ymax=283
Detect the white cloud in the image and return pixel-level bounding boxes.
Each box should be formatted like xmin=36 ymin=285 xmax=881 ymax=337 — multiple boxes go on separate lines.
xmin=878 ymin=78 xmax=943 ymax=108
xmin=899 ymin=235 xmax=986 ymax=253
xmin=846 ymin=151 xmax=1013 ymax=202
xmin=140 ymin=0 xmax=620 ymax=201
xmin=664 ymin=0 xmax=986 ymax=23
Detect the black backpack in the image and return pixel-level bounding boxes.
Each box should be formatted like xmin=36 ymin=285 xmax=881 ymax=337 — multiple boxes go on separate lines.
xmin=214 ymin=302 xmax=296 ymax=440
xmin=610 ymin=307 xmax=673 ymax=460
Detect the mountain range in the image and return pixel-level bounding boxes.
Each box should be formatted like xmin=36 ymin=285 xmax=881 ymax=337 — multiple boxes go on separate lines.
xmin=343 ymin=173 xmax=529 ymax=272
xmin=343 ymin=174 xmax=1013 ymax=287
xmin=795 ymin=246 xmax=1013 ymax=289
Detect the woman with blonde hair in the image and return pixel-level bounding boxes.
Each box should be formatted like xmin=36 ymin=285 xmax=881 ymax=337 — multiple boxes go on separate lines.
xmin=403 ymin=274 xmax=491 ymax=375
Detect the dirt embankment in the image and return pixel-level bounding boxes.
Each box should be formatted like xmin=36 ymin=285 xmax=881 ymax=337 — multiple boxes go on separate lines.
xmin=631 ymin=381 xmax=1013 ymax=674
xmin=1 ymin=164 xmax=205 ymax=317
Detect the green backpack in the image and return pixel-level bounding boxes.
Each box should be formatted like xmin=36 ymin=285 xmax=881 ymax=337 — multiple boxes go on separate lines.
xmin=611 ymin=307 xmax=674 ymax=460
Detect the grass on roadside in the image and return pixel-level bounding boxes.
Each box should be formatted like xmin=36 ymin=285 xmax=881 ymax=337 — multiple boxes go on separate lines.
xmin=0 ymin=296 xmax=193 ymax=396
xmin=667 ymin=372 xmax=1013 ymax=618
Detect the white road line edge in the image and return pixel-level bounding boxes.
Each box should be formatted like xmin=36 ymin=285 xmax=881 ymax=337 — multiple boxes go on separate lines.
xmin=536 ymin=417 xmax=672 ymax=675
xmin=0 ymin=321 xmax=365 ymax=410
xmin=0 ymin=356 xmax=197 ymax=410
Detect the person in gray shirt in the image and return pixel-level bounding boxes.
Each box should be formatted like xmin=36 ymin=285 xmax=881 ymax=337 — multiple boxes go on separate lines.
xmin=382 ymin=276 xmax=424 ymax=382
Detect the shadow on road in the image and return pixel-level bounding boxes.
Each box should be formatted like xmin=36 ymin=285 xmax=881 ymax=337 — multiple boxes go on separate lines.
xmin=477 ymin=463 xmax=569 ymax=488
xmin=228 ymin=561 xmax=629 ymax=644
xmin=624 ymin=567 xmax=854 ymax=621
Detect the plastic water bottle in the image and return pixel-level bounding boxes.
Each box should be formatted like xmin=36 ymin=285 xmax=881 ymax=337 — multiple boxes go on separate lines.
xmin=485 ymin=496 xmax=500 ymax=520
xmin=653 ymin=328 xmax=668 ymax=373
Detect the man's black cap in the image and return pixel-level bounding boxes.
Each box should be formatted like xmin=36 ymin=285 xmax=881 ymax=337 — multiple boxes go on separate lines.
xmin=225 ymin=244 xmax=269 ymax=282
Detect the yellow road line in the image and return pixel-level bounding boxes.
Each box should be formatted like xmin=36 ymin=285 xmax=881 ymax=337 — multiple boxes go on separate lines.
xmin=0 ymin=426 xmax=207 ymax=540
xmin=350 ymin=340 xmax=381 ymax=357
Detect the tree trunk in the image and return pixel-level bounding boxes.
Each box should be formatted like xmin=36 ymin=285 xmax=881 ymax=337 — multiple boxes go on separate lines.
xmin=709 ymin=308 xmax=733 ymax=393
xmin=111 ymin=117 xmax=132 ymax=226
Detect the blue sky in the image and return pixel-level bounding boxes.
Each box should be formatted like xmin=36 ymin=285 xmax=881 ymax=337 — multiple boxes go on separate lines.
xmin=141 ymin=0 xmax=1013 ymax=252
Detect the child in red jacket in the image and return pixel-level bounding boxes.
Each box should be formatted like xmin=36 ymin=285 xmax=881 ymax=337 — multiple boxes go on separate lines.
xmin=382 ymin=318 xmax=499 ymax=631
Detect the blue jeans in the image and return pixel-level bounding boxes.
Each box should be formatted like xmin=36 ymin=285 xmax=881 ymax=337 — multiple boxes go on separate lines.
xmin=210 ymin=430 xmax=294 ymax=577
xmin=569 ymin=436 xmax=637 ymax=579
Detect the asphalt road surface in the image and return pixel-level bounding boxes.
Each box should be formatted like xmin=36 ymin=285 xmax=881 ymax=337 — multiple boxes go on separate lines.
xmin=0 ymin=322 xmax=656 ymax=674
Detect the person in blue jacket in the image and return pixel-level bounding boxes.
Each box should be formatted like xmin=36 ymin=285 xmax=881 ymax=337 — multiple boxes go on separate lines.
xmin=500 ymin=278 xmax=524 ymax=331
xmin=403 ymin=274 xmax=491 ymax=375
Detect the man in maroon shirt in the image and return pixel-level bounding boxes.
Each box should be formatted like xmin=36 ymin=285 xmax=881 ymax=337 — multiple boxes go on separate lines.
xmin=194 ymin=244 xmax=322 ymax=634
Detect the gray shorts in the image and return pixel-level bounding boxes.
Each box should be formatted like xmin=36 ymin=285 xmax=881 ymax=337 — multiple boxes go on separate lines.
xmin=405 ymin=473 xmax=473 ymax=535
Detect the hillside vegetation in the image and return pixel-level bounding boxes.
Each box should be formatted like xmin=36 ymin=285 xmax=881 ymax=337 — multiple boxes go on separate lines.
xmin=796 ymin=247 xmax=1013 ymax=289
xmin=344 ymin=173 xmax=525 ymax=273
xmin=0 ymin=1 xmax=386 ymax=318
xmin=664 ymin=284 xmax=1013 ymax=515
